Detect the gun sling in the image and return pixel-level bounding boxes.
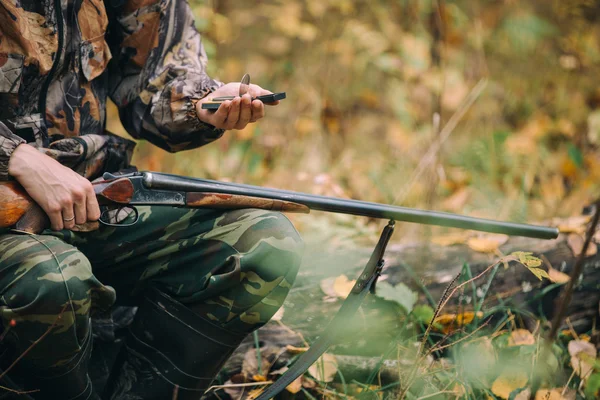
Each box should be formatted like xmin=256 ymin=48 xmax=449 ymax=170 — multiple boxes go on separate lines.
xmin=254 ymin=220 xmax=395 ymax=400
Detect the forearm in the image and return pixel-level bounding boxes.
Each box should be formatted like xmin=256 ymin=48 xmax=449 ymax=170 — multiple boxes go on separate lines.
xmin=108 ymin=0 xmax=224 ymax=152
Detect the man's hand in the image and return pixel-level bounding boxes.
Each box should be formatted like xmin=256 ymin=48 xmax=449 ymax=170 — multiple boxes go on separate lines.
xmin=196 ymin=82 xmax=280 ymax=130
xmin=8 ymin=144 xmax=101 ymax=231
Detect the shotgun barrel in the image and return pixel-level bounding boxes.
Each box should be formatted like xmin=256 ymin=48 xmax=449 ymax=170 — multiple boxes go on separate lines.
xmin=141 ymin=172 xmax=559 ymax=240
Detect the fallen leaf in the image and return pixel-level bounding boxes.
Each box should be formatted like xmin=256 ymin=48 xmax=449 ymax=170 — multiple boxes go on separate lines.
xmin=534 ymin=388 xmax=575 ymax=400
xmin=434 ymin=311 xmax=484 ymax=333
xmin=332 ymin=275 xmax=356 ymax=298
xmin=308 ymin=353 xmax=338 ymax=382
xmin=567 ymin=233 xmax=598 ymax=257
xmin=514 ymin=388 xmax=531 ymax=400
xmin=467 ymin=234 xmax=509 ymax=253
xmin=271 ymin=306 xmax=285 ymax=321
xmin=285 ymin=376 xmax=303 ymax=394
xmin=508 ymin=329 xmax=536 ymax=346
xmin=374 ymin=281 xmax=416 ymax=313
xmin=491 ymin=370 xmax=528 ymax=399
xmin=252 ymin=374 xmax=267 ymax=382
xmin=431 ymin=232 xmax=470 ymax=246
xmin=548 ymin=267 xmax=570 ymax=284
xmin=285 ymin=345 xmax=309 ymax=354
xmin=556 ymin=215 xmax=591 ymax=234
xmin=568 ymin=340 xmax=597 ymax=379
xmin=301 ymin=377 xmax=317 ymax=389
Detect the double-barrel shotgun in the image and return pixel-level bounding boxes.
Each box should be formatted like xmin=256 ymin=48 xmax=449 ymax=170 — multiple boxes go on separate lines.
xmin=0 ymin=171 xmax=559 ymax=239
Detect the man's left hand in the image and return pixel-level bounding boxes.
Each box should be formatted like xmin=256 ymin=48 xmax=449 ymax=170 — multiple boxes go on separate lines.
xmin=196 ymin=83 xmax=280 ymax=130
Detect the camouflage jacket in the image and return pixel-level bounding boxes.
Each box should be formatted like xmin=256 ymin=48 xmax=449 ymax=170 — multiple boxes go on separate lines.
xmin=0 ymin=0 xmax=224 ymax=181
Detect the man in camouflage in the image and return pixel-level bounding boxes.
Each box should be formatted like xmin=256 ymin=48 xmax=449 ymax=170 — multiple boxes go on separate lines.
xmin=0 ymin=1 xmax=303 ymax=399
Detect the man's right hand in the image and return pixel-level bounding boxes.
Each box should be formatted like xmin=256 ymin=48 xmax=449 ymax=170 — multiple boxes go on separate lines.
xmin=8 ymin=144 xmax=101 ymax=231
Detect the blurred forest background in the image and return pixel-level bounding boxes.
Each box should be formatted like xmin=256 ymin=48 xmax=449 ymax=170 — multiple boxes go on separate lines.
xmin=108 ymin=0 xmax=600 ymax=238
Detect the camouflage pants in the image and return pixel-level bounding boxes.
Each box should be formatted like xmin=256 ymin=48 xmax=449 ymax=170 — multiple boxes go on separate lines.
xmin=0 ymin=206 xmax=302 ymax=390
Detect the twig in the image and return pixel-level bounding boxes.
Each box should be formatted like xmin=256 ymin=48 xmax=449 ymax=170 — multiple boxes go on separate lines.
xmin=0 ymin=303 xmax=69 ymax=381
xmin=529 ymin=199 xmax=600 ymax=399
xmin=429 ymin=318 xmax=491 ymax=353
xmin=547 ymin=200 xmax=600 ymax=339
xmin=171 ymin=385 xmax=179 ymax=400
xmin=393 ymin=78 xmax=488 ymax=205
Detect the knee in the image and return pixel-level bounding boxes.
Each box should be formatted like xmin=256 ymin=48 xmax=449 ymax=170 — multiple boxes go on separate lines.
xmin=0 ymin=236 xmax=113 ymax=338
xmin=233 ymin=210 xmax=304 ymax=283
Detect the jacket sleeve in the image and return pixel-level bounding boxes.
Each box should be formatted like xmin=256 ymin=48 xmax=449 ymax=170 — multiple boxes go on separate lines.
xmin=0 ymin=122 xmax=25 ymax=181
xmin=106 ymin=0 xmax=224 ymax=153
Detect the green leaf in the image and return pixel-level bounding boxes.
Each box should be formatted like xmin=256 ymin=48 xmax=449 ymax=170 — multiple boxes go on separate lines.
xmin=529 ymin=267 xmax=550 ymax=281
xmin=412 ymin=305 xmax=435 ymax=324
xmin=510 ymin=252 xmax=547 ymax=281
xmin=375 ymin=282 xmax=417 ymax=313
xmin=567 ymin=143 xmax=584 ymax=169
xmin=511 ymin=251 xmax=542 ymax=268
xmin=585 ymin=373 xmax=600 ymax=398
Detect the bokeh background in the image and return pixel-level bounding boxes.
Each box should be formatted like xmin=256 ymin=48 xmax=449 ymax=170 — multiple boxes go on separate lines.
xmin=107 ymin=0 xmax=600 ymax=240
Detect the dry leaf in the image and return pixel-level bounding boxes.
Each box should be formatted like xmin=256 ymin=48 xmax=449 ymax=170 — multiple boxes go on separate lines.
xmin=302 ymin=377 xmax=317 ymax=389
xmin=508 ymin=329 xmax=536 ymax=346
xmin=568 ymin=340 xmax=597 ymax=379
xmin=567 ymin=233 xmax=597 ymax=257
xmin=548 ymin=267 xmax=570 ymax=284
xmin=434 ymin=311 xmax=484 ymax=333
xmin=556 ymin=215 xmax=591 ymax=234
xmin=514 ymin=388 xmax=531 ymax=400
xmin=332 ymin=275 xmax=356 ymax=298
xmin=467 ymin=234 xmax=509 ymax=253
xmin=308 ymin=353 xmax=338 ymax=382
xmin=252 ymin=374 xmax=267 ymax=382
xmin=285 ymin=376 xmax=303 ymax=394
xmin=491 ymin=371 xmax=528 ymax=399
xmin=271 ymin=306 xmax=285 ymax=321
xmin=534 ymin=388 xmax=575 ymax=400
xmin=285 ymin=345 xmax=309 ymax=354
xmin=431 ymin=232 xmax=470 ymax=246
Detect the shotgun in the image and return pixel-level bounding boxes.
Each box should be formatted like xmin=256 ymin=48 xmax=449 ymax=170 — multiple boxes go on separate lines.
xmin=0 ymin=171 xmax=559 ymax=239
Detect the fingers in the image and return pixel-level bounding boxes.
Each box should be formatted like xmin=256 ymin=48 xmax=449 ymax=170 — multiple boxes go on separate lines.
xmin=234 ymin=94 xmax=253 ymax=129
xmin=250 ymin=100 xmax=265 ymax=122
xmin=224 ymin=97 xmax=241 ymax=130
xmin=86 ymin=183 xmax=101 ymax=221
xmin=212 ymin=101 xmax=231 ymax=126
xmin=61 ymin=204 xmax=76 ymax=230
xmin=48 ymin=209 xmax=64 ymax=231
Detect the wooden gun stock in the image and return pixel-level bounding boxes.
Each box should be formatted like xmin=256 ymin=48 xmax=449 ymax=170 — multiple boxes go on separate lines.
xmin=0 ymin=181 xmax=49 ymax=233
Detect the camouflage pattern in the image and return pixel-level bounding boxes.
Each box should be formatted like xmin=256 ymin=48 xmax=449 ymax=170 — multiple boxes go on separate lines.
xmin=0 ymin=205 xmax=303 ymax=395
xmin=0 ymin=0 xmax=225 ymax=181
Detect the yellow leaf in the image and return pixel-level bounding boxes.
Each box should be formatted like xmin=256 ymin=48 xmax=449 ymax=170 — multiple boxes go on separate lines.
xmin=285 ymin=376 xmax=303 ymax=394
xmin=548 ymin=267 xmax=570 ymax=284
xmin=568 ymin=340 xmax=597 ymax=379
xmin=467 ymin=234 xmax=509 ymax=253
xmin=252 ymin=374 xmax=267 ymax=382
xmin=332 ymin=275 xmax=356 ymax=298
xmin=308 ymin=354 xmax=338 ymax=382
xmin=491 ymin=371 xmax=528 ymax=399
xmin=567 ymin=233 xmax=598 ymax=257
xmin=434 ymin=311 xmax=484 ymax=333
xmin=431 ymin=232 xmax=470 ymax=246
xmin=285 ymin=345 xmax=309 ymax=354
xmin=508 ymin=329 xmax=535 ymax=346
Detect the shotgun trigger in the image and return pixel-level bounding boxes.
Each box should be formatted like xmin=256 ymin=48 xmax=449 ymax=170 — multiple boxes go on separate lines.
xmin=98 ymin=206 xmax=139 ymax=227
